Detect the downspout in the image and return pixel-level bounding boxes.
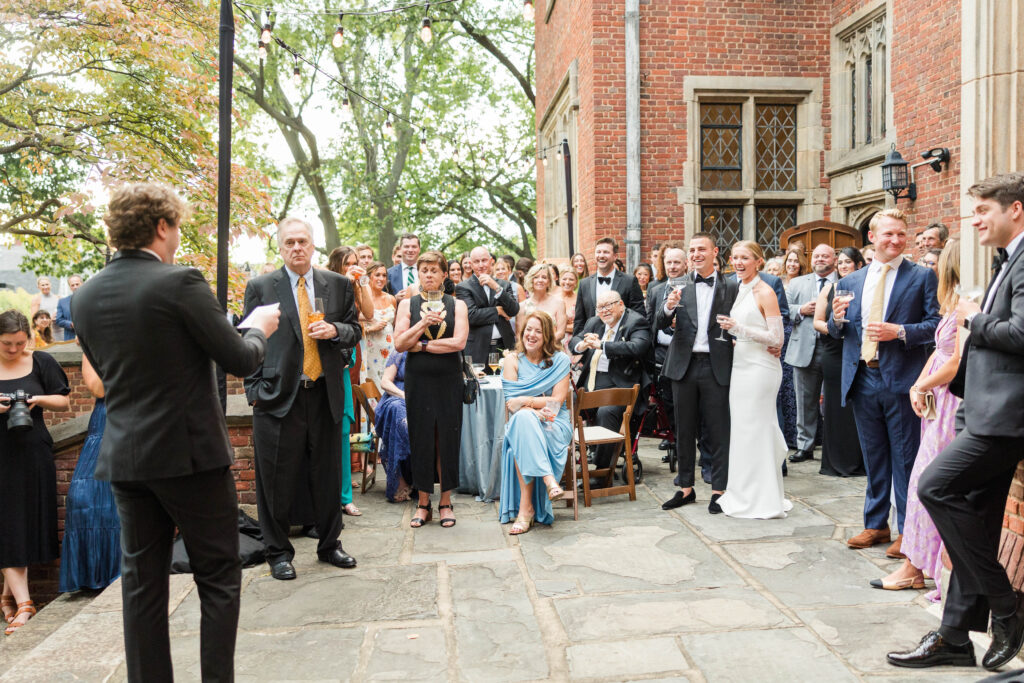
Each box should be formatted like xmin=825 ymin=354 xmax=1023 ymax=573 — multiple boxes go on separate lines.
xmin=625 ymin=0 xmax=641 ymax=270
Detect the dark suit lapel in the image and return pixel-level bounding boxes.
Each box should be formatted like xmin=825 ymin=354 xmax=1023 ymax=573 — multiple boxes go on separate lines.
xmin=681 ymin=275 xmax=699 ymax=331
xmin=312 ymin=268 xmax=331 ymax=311
xmin=275 ymin=270 xmax=302 ymax=341
xmin=883 ymin=260 xmax=914 ymax=322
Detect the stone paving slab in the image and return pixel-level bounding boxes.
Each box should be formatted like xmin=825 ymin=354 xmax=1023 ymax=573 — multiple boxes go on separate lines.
xmin=680 ymin=627 xmax=859 ymax=682
xmin=554 ymin=585 xmax=792 ymax=641
xmin=567 ymin=637 xmax=691 ymax=680
xmin=364 ymin=627 xmax=448 ymax=681
xmin=723 ymin=538 xmax=919 ymax=608
xmin=673 ymin=498 xmax=837 ymax=543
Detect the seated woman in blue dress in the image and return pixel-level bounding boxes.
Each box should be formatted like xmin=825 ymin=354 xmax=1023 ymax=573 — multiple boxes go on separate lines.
xmin=499 ymin=310 xmax=572 ymax=535
xmin=375 ymin=351 xmax=413 ymax=503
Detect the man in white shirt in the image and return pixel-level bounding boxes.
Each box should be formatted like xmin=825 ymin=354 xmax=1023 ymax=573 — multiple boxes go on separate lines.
xmin=387 ymin=233 xmax=421 ymax=300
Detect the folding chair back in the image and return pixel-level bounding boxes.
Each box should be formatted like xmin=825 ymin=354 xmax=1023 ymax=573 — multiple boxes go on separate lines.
xmin=351 ymin=381 xmax=382 ymax=493
xmin=571 ymin=384 xmax=640 ymax=507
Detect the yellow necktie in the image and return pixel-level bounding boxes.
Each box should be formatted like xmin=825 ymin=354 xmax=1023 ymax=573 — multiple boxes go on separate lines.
xmin=586 ymin=327 xmax=614 ymax=391
xmin=297 ymin=276 xmax=322 ymax=379
xmin=861 ymin=263 xmax=891 ymax=362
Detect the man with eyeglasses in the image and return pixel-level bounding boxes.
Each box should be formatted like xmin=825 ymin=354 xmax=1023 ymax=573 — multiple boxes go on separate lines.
xmin=571 ymin=290 xmax=650 ymax=482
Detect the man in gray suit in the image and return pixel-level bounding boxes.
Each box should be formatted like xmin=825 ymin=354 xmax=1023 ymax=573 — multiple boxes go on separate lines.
xmin=785 ymin=244 xmax=838 ymax=463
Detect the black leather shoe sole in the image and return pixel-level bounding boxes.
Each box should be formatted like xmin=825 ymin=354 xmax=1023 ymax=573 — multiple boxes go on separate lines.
xmin=887 ymin=652 xmax=975 ymax=668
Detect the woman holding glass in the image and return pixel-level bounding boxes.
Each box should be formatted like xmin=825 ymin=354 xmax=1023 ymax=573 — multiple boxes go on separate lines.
xmin=361 ymin=261 xmax=397 ymax=391
xmin=499 ymin=311 xmax=572 ymax=534
xmin=518 ymin=264 xmax=566 ymax=345
xmin=812 ymin=247 xmax=866 ymax=477
xmin=393 ymin=251 xmax=469 ymax=528
xmin=0 ymin=309 xmax=70 ymax=634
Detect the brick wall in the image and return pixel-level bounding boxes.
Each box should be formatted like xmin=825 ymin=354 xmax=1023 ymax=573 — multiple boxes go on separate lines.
xmin=1000 ymin=464 xmax=1024 ymax=590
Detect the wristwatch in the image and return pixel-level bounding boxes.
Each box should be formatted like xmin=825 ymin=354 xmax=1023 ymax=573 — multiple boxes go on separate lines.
xmin=420 ymin=340 xmax=429 ymax=352
xmin=897 ymin=325 xmax=907 ymax=343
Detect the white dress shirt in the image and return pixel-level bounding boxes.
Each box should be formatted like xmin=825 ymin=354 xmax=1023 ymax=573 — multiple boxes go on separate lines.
xmin=402 ymin=262 xmax=419 ymax=288
xmin=597 ymin=317 xmax=623 ymax=373
xmin=285 ymin=265 xmax=316 ymax=313
xmin=983 ymin=231 xmax=1024 ymax=313
xmin=594 ymin=269 xmax=616 ymax=300
xmin=662 ymin=273 xmax=716 ymax=352
xmin=859 ymin=255 xmax=903 ymax=336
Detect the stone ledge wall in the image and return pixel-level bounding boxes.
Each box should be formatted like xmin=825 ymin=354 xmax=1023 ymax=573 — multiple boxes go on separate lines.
xmin=29 ymin=395 xmax=255 ymax=606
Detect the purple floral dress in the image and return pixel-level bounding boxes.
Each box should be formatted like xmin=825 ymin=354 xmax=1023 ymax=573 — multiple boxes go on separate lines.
xmin=902 ymin=312 xmax=959 ymax=601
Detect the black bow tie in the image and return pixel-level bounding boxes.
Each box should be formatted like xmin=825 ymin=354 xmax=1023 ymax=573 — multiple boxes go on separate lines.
xmin=994 ymin=248 xmax=1010 ymax=269
xmin=694 ymin=274 xmax=715 ymax=286
xmin=597 ymin=276 xmax=611 ymax=285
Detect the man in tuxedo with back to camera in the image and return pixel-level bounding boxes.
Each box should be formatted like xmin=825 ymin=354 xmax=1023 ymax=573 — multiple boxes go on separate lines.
xmin=574 ymin=236 xmax=646 ymax=337
xmin=571 ymin=290 xmax=651 ymax=482
xmin=785 ymin=243 xmax=838 ymax=463
xmin=456 ymin=246 xmax=520 ymax=367
xmin=243 ymin=217 xmax=362 ymax=582
xmin=888 ymin=173 xmax=1024 ymax=673
xmin=657 ymin=233 xmax=739 ymax=514
xmin=73 ymin=183 xmax=280 ymax=683
xmin=828 ymin=209 xmax=939 ymax=557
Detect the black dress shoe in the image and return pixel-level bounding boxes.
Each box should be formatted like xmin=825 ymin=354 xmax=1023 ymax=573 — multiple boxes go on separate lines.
xmin=788 ymin=449 xmax=814 ymax=463
xmin=658 ymin=439 xmax=671 ymax=451
xmin=985 ymin=597 xmax=1024 ymax=671
xmin=708 ymin=493 xmax=723 ymax=515
xmin=887 ymin=631 xmax=975 ymax=668
xmin=782 ymin=462 xmax=788 ymax=477
xmin=301 ymin=525 xmax=320 ymax=539
xmin=270 ymin=560 xmax=296 ymax=581
xmin=317 ymin=546 xmax=357 ymax=569
xmin=661 ymin=489 xmax=696 ymax=510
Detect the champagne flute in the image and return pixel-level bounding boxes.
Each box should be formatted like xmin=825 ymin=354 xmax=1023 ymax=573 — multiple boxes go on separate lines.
xmin=488 ymin=351 xmax=500 ymax=374
xmin=715 ymin=314 xmax=731 ymax=342
xmin=834 ymin=289 xmax=854 ymax=323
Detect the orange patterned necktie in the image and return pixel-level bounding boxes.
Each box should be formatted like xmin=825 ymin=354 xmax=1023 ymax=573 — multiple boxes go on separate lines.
xmin=297 ymin=276 xmax=322 ymax=378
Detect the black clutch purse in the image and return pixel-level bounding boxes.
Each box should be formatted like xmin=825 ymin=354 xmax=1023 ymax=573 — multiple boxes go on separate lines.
xmin=460 ymin=352 xmax=479 ymax=405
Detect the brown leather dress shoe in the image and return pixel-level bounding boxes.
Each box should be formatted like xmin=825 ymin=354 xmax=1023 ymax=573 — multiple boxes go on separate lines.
xmin=886 ymin=535 xmax=906 ymax=559
xmin=847 ymin=526 xmax=891 ymax=549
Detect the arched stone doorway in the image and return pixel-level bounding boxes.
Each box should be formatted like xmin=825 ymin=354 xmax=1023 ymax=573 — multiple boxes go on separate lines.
xmin=848 ymin=204 xmax=884 ymax=245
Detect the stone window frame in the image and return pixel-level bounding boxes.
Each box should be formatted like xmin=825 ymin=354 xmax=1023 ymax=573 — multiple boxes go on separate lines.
xmin=827 ymin=1 xmax=893 ymax=176
xmin=678 ymin=76 xmax=826 ymax=246
xmin=538 ymin=59 xmax=579 ymax=259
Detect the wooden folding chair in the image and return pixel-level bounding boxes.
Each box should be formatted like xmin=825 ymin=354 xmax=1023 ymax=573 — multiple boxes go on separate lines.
xmin=558 ymin=391 xmax=581 ymax=520
xmin=351 ymin=381 xmax=381 ymax=493
xmin=570 ymin=384 xmax=640 ymax=507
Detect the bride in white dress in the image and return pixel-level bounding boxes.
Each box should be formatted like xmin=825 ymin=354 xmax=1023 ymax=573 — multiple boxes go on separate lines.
xmin=716 ymin=241 xmax=792 ymax=519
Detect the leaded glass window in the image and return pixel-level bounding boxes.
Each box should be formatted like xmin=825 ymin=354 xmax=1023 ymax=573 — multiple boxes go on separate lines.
xmin=755 ymin=104 xmax=797 ymax=191
xmin=756 ymin=205 xmax=797 ymax=256
xmin=865 ymin=55 xmax=873 ymax=144
xmin=701 ymin=205 xmax=743 ymax=254
xmin=700 ymin=104 xmax=742 ymax=191
xmin=850 ymin=65 xmax=856 ymax=148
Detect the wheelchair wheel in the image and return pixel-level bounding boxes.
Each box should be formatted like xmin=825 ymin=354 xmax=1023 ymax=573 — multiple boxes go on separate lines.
xmin=620 ymin=456 xmax=643 ymax=484
xmin=668 ymin=445 xmax=677 ymax=473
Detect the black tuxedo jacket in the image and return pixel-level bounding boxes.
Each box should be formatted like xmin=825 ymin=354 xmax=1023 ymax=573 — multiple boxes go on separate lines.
xmin=72 ymin=250 xmax=268 ymax=481
xmin=242 ymin=267 xmax=361 ymax=422
xmin=456 ymin=275 xmax=520 ymax=363
xmin=570 ymin=308 xmax=651 ymax=389
xmin=573 ymin=271 xmax=646 ymax=337
xmin=655 ymin=272 xmax=739 ymax=386
xmin=962 ymin=243 xmax=1024 ymax=437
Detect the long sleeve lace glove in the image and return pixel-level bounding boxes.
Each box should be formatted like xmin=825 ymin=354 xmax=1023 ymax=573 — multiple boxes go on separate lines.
xmin=731 ymin=315 xmax=784 ymax=347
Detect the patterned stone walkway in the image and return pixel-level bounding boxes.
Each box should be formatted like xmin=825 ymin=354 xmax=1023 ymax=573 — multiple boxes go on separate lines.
xmin=0 ymin=439 xmax=1013 ymax=681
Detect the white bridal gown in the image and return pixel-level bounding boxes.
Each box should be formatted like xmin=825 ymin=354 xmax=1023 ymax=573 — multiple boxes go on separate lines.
xmin=717 ymin=279 xmax=793 ymax=519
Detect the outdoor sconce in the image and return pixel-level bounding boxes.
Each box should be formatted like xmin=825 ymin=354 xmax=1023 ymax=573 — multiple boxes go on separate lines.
xmin=881 ymin=144 xmax=950 ymax=202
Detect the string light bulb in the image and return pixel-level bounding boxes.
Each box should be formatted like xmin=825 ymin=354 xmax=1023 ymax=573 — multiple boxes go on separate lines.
xmin=261 ymin=9 xmax=274 ymax=43
xmin=556 ymin=146 xmax=562 ymax=161
xmin=257 ymin=40 xmax=267 ymax=61
xmin=420 ymin=17 xmax=433 ymax=44
xmin=292 ymin=56 xmax=300 ymax=86
xmin=523 ymin=0 xmax=534 ymax=22
xmin=541 ymin=153 xmax=548 ymax=167
xmin=342 ymin=96 xmax=350 ymax=113
xmin=383 ymin=117 xmax=396 ymax=139
xmin=332 ymin=13 xmax=344 ymax=48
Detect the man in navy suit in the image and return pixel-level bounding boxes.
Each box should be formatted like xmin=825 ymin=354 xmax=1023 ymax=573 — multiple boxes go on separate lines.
xmin=829 ymin=209 xmax=939 ymax=555
xmin=387 ymin=233 xmax=421 ymax=300
xmin=55 ymin=274 xmax=83 ymax=341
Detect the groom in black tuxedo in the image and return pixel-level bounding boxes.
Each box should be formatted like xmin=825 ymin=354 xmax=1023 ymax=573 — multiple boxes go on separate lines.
xmin=889 ymin=173 xmax=1024 ymax=672
xmin=574 ymin=236 xmax=646 ymax=337
xmin=657 ymin=233 xmax=739 ymax=514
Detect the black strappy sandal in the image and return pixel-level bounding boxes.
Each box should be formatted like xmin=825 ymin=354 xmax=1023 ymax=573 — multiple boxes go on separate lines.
xmin=410 ymin=504 xmax=432 ymax=528
xmin=438 ymin=503 xmax=456 ymax=528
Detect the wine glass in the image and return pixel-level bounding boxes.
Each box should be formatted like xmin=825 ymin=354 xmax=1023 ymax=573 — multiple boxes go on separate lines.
xmin=955 ymin=284 xmax=985 ymax=303
xmin=472 ymin=362 xmax=485 ymax=378
xmin=668 ymin=276 xmax=687 ymax=309
xmin=715 ymin=314 xmax=731 ymax=342
xmin=421 ymin=288 xmax=444 ymax=315
xmin=543 ymin=399 xmax=560 ymax=428
xmin=488 ymin=351 xmax=501 ymax=374
xmin=834 ymin=290 xmax=855 ymax=323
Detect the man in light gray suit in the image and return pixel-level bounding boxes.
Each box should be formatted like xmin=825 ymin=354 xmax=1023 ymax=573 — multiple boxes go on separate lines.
xmin=784 ymin=243 xmax=837 ymax=463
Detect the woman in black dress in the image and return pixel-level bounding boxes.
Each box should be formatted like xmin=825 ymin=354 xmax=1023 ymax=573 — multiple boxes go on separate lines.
xmin=0 ymin=309 xmax=70 ymax=634
xmin=812 ymin=248 xmax=866 ymax=477
xmin=393 ymin=251 xmax=469 ymax=528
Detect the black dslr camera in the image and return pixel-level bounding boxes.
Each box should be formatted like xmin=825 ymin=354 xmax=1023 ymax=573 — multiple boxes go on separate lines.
xmin=0 ymin=390 xmax=33 ymax=432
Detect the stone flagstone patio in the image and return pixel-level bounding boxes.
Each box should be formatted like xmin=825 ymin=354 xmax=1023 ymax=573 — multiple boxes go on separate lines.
xmin=0 ymin=438 xmax=1015 ymax=681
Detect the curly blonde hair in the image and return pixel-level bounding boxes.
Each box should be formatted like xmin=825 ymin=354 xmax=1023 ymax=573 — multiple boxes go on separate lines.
xmin=104 ymin=183 xmax=190 ymax=250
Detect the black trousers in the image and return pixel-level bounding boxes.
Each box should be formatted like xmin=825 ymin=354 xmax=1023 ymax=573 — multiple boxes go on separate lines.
xmin=671 ymin=354 xmax=730 ymax=491
xmin=918 ymin=423 xmax=1024 ymax=632
xmin=591 ymin=373 xmax=628 ymax=470
xmin=253 ymin=381 xmax=343 ymax=563
xmin=111 ymin=466 xmax=240 ymax=683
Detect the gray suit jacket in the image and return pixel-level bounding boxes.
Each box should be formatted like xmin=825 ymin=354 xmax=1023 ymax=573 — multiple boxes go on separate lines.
xmin=785 ymin=272 xmax=834 ymax=367
xmin=963 ymin=244 xmax=1024 ymax=437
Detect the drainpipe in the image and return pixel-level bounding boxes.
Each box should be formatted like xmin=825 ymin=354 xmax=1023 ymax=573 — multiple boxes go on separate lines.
xmin=624 ymin=0 xmax=641 ymax=270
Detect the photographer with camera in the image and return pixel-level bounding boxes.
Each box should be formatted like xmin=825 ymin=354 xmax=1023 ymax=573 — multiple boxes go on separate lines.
xmin=0 ymin=309 xmax=70 ymax=635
